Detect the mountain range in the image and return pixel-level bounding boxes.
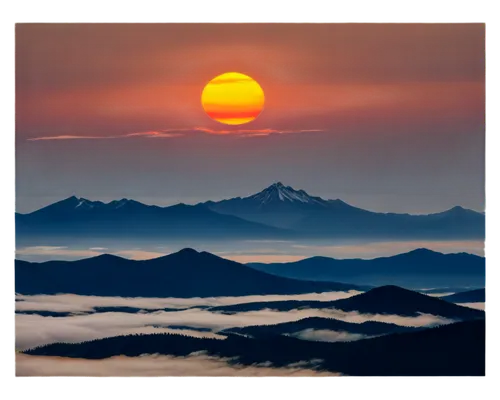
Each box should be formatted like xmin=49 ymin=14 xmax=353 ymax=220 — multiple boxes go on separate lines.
xmin=15 ymin=248 xmax=362 ymax=297
xmin=16 ymin=248 xmax=485 ymax=295
xmin=16 ymin=182 xmax=485 ymax=242
xmin=247 ymin=248 xmax=485 ymax=288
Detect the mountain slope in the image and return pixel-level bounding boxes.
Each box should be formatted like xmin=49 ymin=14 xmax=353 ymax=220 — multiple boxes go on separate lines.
xmin=202 ymin=182 xmax=485 ymax=238
xmin=441 ymin=288 xmax=485 ymax=303
xmin=25 ymin=319 xmax=485 ymax=376
xmin=210 ymin=285 xmax=484 ymax=320
xmin=247 ymin=248 xmax=485 ymax=288
xmin=15 ymin=249 xmax=361 ymax=297
xmin=16 ymin=196 xmax=292 ymax=241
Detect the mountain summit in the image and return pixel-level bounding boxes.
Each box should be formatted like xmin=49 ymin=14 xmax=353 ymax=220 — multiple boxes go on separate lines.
xmin=248 ymin=182 xmax=329 ymax=206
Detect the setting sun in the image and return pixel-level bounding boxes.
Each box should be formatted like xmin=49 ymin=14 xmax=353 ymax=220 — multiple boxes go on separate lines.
xmin=201 ymin=72 xmax=265 ymax=125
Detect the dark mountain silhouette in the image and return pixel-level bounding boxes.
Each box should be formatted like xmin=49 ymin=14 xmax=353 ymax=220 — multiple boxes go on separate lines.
xmin=25 ymin=319 xmax=485 ymax=376
xmin=15 ymin=248 xmax=361 ymax=297
xmin=221 ymin=316 xmax=420 ymax=338
xmin=441 ymin=288 xmax=485 ymax=303
xmin=15 ymin=196 xmax=292 ymax=241
xmin=16 ymin=183 xmax=484 ymax=243
xmin=210 ymin=285 xmax=484 ymax=320
xmin=248 ymin=248 xmax=485 ymax=288
xmin=328 ymin=285 xmax=484 ymax=318
xmin=201 ymin=183 xmax=485 ymax=239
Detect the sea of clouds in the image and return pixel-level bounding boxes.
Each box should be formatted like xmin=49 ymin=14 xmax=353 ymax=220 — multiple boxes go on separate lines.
xmin=15 ymin=290 xmax=471 ymax=377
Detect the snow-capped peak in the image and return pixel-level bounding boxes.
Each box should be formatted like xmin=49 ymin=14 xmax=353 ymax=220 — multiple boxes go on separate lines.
xmin=74 ymin=198 xmax=95 ymax=209
xmin=248 ymin=182 xmax=327 ymax=206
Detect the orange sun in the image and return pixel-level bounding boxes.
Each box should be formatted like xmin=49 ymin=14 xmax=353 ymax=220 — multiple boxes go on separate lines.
xmin=201 ymin=72 xmax=265 ymax=125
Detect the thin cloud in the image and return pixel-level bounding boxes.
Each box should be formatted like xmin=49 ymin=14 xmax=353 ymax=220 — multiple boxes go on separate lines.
xmin=193 ymin=127 xmax=323 ymax=136
xmin=16 ymin=353 xmax=338 ymax=377
xmin=27 ymin=135 xmax=112 ymax=141
xmin=27 ymin=127 xmax=323 ymax=141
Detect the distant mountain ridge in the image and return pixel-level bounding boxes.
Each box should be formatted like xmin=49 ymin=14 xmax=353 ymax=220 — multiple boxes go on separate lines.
xmin=15 ymin=248 xmax=362 ymax=297
xmin=16 ymin=195 xmax=292 ymax=242
xmin=16 ymin=182 xmax=485 ymax=242
xmin=247 ymin=248 xmax=485 ymax=288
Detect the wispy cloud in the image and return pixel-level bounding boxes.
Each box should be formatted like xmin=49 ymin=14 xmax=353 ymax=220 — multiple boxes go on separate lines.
xmin=16 ymin=353 xmax=338 ymax=377
xmin=27 ymin=127 xmax=323 ymax=141
xmin=287 ymin=329 xmax=370 ymax=343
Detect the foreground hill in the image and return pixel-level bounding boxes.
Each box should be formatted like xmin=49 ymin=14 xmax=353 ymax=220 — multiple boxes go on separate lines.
xmin=25 ymin=319 xmax=485 ymax=376
xmin=210 ymin=285 xmax=485 ymax=320
xmin=248 ymin=248 xmax=485 ymax=288
xmin=15 ymin=249 xmax=361 ymax=297
xmin=221 ymin=316 xmax=420 ymax=338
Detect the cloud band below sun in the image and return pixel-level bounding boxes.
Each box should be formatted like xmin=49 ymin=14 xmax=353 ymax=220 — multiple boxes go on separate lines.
xmin=26 ymin=128 xmax=323 ymax=141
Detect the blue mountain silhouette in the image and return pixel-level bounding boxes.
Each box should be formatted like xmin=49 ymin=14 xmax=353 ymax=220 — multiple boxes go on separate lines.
xmin=16 ymin=195 xmax=291 ymax=241
xmin=201 ymin=182 xmax=485 ymax=239
xmin=16 ymin=183 xmax=484 ymax=241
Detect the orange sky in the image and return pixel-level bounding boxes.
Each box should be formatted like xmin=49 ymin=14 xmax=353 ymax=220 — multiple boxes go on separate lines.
xmin=16 ymin=24 xmax=484 ymax=138
xmin=15 ymin=24 xmax=485 ymax=214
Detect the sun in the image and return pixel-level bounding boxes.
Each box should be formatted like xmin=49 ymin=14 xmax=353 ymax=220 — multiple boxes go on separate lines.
xmin=201 ymin=72 xmax=265 ymax=125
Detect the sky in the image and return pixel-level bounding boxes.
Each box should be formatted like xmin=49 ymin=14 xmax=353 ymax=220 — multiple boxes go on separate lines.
xmin=15 ymin=23 xmax=485 ymax=214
